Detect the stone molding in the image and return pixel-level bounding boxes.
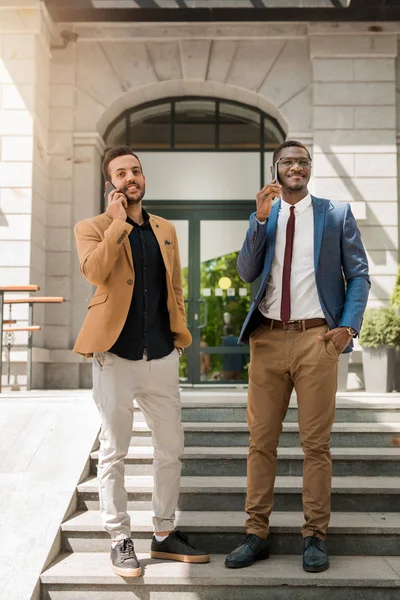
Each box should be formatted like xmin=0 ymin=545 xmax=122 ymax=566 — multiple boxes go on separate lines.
xmin=96 ymin=80 xmax=289 ymax=138
xmin=73 ymin=132 xmax=106 ymax=154
xmin=61 ymin=22 xmax=308 ymax=42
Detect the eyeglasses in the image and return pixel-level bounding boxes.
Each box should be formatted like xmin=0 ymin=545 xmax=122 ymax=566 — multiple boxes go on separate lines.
xmin=275 ymin=158 xmax=312 ymax=169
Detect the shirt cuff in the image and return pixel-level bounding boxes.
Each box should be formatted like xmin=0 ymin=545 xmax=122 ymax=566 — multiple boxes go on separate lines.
xmin=255 ymin=218 xmax=267 ymax=225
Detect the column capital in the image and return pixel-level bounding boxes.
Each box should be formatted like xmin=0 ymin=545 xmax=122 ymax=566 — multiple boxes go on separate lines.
xmin=310 ymin=33 xmax=398 ymax=59
xmin=73 ymin=132 xmax=106 ymax=155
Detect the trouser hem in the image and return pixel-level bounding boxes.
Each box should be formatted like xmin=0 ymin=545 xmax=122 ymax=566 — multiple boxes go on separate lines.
xmin=245 ymin=527 xmax=269 ymax=540
xmin=153 ymin=517 xmax=175 ymax=532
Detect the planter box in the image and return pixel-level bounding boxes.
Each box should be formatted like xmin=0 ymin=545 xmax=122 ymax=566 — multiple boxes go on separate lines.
xmin=362 ymin=346 xmax=395 ymax=393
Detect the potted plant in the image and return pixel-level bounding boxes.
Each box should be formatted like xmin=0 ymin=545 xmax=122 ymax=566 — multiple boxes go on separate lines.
xmin=391 ymin=266 xmax=400 ymax=390
xmin=359 ymin=307 xmax=400 ymax=393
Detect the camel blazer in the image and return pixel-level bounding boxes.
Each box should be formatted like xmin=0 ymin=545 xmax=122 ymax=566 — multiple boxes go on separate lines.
xmin=73 ymin=212 xmax=192 ymax=357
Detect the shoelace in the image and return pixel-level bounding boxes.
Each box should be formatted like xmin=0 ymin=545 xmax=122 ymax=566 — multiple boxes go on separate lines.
xmin=173 ymin=530 xmax=195 ymax=549
xmin=119 ymin=538 xmax=136 ymax=556
xmin=242 ymin=534 xmax=259 ymax=551
xmin=304 ymin=536 xmax=322 ymax=550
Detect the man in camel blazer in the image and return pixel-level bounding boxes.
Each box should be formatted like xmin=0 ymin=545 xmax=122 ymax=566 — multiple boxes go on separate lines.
xmin=74 ymin=146 xmax=209 ymax=578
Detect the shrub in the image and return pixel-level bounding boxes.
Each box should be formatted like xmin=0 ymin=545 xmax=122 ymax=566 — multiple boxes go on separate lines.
xmin=359 ymin=307 xmax=400 ymax=349
xmin=391 ymin=264 xmax=400 ymax=308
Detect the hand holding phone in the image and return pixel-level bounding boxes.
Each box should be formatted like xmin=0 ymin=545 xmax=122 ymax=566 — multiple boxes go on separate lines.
xmin=255 ymin=164 xmax=282 ymax=222
xmin=104 ymin=181 xmax=127 ymax=221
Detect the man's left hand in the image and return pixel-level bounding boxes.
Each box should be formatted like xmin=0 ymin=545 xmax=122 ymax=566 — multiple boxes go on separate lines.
xmin=318 ymin=327 xmax=353 ymax=355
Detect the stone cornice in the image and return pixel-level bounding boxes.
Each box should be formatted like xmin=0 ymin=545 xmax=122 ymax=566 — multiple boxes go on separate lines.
xmin=61 ymin=22 xmax=308 ymax=42
xmin=73 ymin=132 xmax=106 ymax=154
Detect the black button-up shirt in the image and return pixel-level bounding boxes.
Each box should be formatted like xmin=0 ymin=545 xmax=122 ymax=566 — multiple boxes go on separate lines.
xmin=109 ymin=211 xmax=174 ymax=361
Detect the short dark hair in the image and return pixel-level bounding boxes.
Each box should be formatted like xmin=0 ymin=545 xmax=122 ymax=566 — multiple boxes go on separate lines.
xmin=272 ymin=140 xmax=311 ymax=165
xmin=101 ymin=146 xmax=143 ymax=181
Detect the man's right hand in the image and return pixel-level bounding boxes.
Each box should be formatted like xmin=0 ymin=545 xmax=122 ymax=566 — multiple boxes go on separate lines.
xmin=106 ymin=188 xmax=128 ymax=221
xmin=256 ymin=181 xmax=282 ymax=222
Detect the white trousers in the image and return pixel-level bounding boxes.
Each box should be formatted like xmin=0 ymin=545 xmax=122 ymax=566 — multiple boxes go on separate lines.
xmin=92 ymin=349 xmax=184 ymax=539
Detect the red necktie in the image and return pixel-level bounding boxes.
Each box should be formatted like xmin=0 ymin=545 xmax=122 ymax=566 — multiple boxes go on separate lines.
xmin=280 ymin=205 xmax=295 ymax=323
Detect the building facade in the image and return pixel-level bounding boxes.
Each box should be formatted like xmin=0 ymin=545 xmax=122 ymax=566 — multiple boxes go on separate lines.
xmin=0 ymin=1 xmax=399 ymax=388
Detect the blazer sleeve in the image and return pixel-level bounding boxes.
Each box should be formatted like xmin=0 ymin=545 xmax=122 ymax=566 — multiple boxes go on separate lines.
xmin=171 ymin=224 xmax=186 ymax=322
xmin=74 ymin=218 xmax=133 ymax=286
xmin=339 ymin=203 xmax=370 ymax=333
xmin=236 ymin=212 xmax=268 ymax=283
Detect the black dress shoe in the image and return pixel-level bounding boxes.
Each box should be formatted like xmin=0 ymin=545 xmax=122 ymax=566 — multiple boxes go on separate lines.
xmin=225 ymin=533 xmax=269 ymax=569
xmin=303 ymin=535 xmax=329 ymax=573
xmin=110 ymin=538 xmax=141 ymax=577
xmin=151 ymin=530 xmax=210 ymax=563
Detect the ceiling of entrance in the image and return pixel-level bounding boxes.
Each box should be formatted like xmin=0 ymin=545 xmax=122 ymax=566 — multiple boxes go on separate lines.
xmin=43 ymin=0 xmax=400 ymax=22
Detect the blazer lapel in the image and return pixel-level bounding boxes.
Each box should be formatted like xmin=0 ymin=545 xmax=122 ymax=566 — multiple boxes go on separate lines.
xmin=149 ymin=214 xmax=170 ymax=274
xmin=312 ymin=195 xmax=326 ymax=271
xmin=123 ymin=238 xmax=133 ymax=270
xmin=266 ymin=199 xmax=280 ymax=253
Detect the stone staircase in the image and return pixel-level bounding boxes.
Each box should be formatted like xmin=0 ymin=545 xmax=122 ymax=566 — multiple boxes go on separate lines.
xmin=41 ymin=390 xmax=400 ymax=599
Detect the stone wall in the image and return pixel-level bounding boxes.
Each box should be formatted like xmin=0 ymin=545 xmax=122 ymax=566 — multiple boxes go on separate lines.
xmin=0 ymin=5 xmax=399 ymax=388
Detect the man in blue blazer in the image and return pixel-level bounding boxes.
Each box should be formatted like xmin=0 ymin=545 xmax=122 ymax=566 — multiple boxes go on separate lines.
xmin=225 ymin=140 xmax=370 ymax=573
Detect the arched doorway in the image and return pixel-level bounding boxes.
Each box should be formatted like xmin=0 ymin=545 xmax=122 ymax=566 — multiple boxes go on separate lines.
xmin=103 ymin=97 xmax=285 ymax=385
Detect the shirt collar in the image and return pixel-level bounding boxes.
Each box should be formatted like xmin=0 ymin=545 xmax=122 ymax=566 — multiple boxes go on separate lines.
xmin=127 ymin=209 xmax=150 ymax=227
xmin=281 ymin=193 xmax=312 ymax=216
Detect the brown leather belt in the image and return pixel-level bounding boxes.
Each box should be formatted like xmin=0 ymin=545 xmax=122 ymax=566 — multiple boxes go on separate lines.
xmin=260 ymin=316 xmax=327 ymax=332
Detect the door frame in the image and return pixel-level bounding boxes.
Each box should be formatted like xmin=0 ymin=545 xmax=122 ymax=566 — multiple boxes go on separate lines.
xmin=144 ymin=200 xmax=256 ymax=385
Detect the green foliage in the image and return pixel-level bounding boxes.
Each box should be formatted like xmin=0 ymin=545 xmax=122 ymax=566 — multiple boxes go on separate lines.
xmin=391 ymin=264 xmax=400 ymax=308
xmin=359 ymin=307 xmax=400 ymax=349
xmin=179 ymin=251 xmax=251 ymax=379
xmin=201 ymin=252 xmax=249 ymax=337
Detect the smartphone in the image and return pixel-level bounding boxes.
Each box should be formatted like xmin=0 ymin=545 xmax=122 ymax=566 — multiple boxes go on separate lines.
xmin=104 ymin=180 xmax=116 ymax=204
xmin=273 ymin=161 xmax=279 ymax=184
xmin=272 ymin=161 xmax=280 ymax=203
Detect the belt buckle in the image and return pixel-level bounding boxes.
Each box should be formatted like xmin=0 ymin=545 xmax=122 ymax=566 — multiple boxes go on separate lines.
xmin=283 ymin=320 xmax=296 ymax=332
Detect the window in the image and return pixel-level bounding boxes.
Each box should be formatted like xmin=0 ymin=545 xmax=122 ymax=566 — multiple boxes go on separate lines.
xmin=104 ymin=97 xmax=285 ymax=152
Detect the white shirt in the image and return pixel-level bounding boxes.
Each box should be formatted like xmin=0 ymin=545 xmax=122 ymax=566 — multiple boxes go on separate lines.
xmin=258 ymin=194 xmax=324 ymax=321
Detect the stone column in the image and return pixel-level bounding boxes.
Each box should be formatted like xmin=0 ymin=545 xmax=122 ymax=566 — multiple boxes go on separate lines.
xmin=0 ymin=2 xmax=53 ymax=387
xmin=72 ymin=132 xmax=105 ymax=389
xmin=310 ymin=24 xmax=398 ymax=309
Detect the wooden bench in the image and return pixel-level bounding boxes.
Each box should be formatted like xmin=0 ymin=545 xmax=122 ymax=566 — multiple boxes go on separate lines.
xmin=0 ymin=288 xmax=65 ymax=392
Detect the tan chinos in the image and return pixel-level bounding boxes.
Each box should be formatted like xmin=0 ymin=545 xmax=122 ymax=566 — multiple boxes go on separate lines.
xmin=245 ymin=323 xmax=338 ymax=541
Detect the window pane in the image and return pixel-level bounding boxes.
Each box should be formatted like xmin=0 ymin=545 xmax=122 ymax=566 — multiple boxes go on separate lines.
xmin=264 ymin=117 xmax=284 ymax=149
xmin=219 ymin=102 xmax=260 ymax=149
xmin=129 ymin=103 xmax=171 ymax=148
xmin=174 ymin=100 xmax=216 ymax=149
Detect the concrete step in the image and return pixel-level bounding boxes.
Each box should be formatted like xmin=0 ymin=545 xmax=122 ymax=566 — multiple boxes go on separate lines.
xmin=90 ymin=446 xmax=400 ymax=477
xmin=131 ymin=421 xmax=400 ymax=447
xmin=61 ymin=510 xmax=400 ymax=556
xmin=77 ymin=475 xmax=400 ymax=513
xmin=40 ymin=553 xmax=400 ymax=600
xmin=134 ymin=395 xmax=400 ymax=424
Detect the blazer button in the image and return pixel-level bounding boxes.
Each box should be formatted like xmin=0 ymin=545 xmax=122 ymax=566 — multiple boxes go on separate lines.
xmin=127 ymin=279 xmax=133 ymax=285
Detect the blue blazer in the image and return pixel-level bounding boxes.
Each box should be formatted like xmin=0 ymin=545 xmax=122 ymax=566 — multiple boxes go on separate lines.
xmin=237 ymin=196 xmax=370 ymax=353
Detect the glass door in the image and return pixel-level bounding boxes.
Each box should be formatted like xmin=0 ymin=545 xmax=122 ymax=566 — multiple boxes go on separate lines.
xmin=145 ymin=201 xmax=254 ymax=385
xmin=195 ymin=219 xmax=251 ymax=384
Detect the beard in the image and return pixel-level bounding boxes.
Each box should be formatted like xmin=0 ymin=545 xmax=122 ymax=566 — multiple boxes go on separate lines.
xmin=287 ymin=181 xmax=305 ymax=191
xmin=285 ymin=176 xmax=307 ymax=192
xmin=123 ymin=184 xmax=145 ymax=205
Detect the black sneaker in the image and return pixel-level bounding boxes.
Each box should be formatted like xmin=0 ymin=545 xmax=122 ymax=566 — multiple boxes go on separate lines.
xmin=225 ymin=533 xmax=269 ymax=569
xmin=110 ymin=538 xmax=141 ymax=577
xmin=150 ymin=530 xmax=210 ymax=563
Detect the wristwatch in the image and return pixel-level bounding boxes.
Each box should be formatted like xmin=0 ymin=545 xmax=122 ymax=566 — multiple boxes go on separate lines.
xmin=345 ymin=327 xmax=357 ymax=338
xmin=177 ymin=347 xmax=183 ymax=357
